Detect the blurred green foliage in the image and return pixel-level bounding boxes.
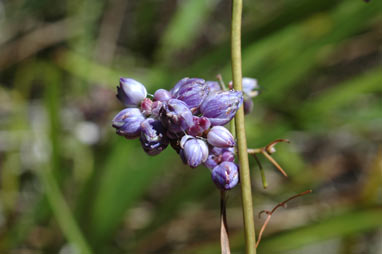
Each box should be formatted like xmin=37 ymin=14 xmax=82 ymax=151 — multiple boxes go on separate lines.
xmin=0 ymin=0 xmax=381 ymax=253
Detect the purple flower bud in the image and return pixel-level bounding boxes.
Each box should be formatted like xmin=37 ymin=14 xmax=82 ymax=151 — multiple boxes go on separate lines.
xmin=206 ymin=81 xmax=221 ymax=93
xmin=171 ymin=78 xmax=205 ymax=96
xmin=204 ymin=147 xmax=235 ymax=170
xmin=140 ymin=118 xmax=169 ymax=155
xmin=200 ymin=90 xmax=243 ymax=126
xmin=181 ymin=135 xmax=209 ymax=168
xmin=243 ymin=98 xmax=254 ymax=115
xmin=211 ymin=162 xmax=239 ymax=190
xmin=160 ymin=99 xmax=193 ymax=133
xmin=117 ymin=78 xmax=147 ymax=106
xmin=154 ymin=89 xmax=172 ymax=102
xmin=140 ymin=98 xmax=153 ymax=116
xmin=229 ymin=78 xmax=259 ymax=98
xmin=204 ymin=154 xmax=219 ymax=170
xmin=211 ymin=147 xmax=235 ymax=155
xmin=221 ymin=151 xmax=235 ymax=162
xmin=207 ymin=126 xmax=235 ymax=148
xmin=112 ymin=108 xmax=145 ymax=139
xmin=187 ymin=116 xmax=211 ymax=137
xmin=242 ymin=78 xmax=259 ymax=96
xmin=151 ymin=101 xmax=163 ymax=118
xmin=173 ymin=78 xmax=208 ymax=112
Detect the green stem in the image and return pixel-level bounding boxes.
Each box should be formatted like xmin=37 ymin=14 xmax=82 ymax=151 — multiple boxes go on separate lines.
xmin=231 ymin=1 xmax=257 ymax=253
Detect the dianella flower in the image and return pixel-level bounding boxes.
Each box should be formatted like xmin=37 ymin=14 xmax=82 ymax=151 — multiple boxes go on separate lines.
xmin=242 ymin=77 xmax=259 ymax=98
xmin=117 ymin=78 xmax=147 ymax=106
xmin=160 ymin=99 xmax=194 ymax=133
xmin=140 ymin=98 xmax=153 ymax=116
xmin=112 ymin=108 xmax=145 ymax=138
xmin=140 ymin=118 xmax=169 ymax=155
xmin=181 ymin=135 xmax=209 ymax=168
xmin=206 ymin=81 xmax=221 ymax=93
xmin=171 ymin=77 xmax=205 ymax=96
xmin=204 ymin=147 xmax=235 ymax=170
xmin=207 ymin=126 xmax=235 ymax=148
xmin=187 ymin=116 xmax=211 ymax=137
xmin=241 ymin=77 xmax=259 ymax=115
xmin=173 ymin=78 xmax=208 ymax=113
xmin=154 ymin=89 xmax=172 ymax=102
xmin=200 ymin=90 xmax=243 ymax=126
xmin=211 ymin=162 xmax=239 ymax=190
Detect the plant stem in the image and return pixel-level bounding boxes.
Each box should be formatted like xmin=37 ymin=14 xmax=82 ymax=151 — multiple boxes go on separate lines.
xmin=231 ymin=0 xmax=257 ymax=253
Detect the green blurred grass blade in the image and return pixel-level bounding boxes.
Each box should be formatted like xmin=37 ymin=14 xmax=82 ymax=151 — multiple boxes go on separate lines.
xmin=42 ymin=62 xmax=92 ymax=254
xmin=132 ymin=169 xmax=213 ymax=251
xmin=88 ymin=140 xmax=175 ymax=248
xmin=39 ymin=165 xmax=92 ymax=254
xmin=258 ymin=208 xmax=382 ymax=253
xmin=158 ymin=0 xmax=218 ymax=60
xmin=299 ymin=68 xmax=381 ymax=128
xmin=222 ymin=0 xmax=381 ymax=103
xmin=7 ymin=61 xmax=92 ymax=253
xmin=190 ymin=208 xmax=382 ymax=254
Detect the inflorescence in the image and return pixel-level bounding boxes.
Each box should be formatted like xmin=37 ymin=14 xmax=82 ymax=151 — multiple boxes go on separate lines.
xmin=112 ymin=77 xmax=259 ymax=190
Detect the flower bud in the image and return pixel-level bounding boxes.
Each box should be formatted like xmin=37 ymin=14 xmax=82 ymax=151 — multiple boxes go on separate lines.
xmin=140 ymin=118 xmax=169 ymax=155
xmin=207 ymin=126 xmax=235 ymax=148
xmin=112 ymin=108 xmax=145 ymax=139
xmin=204 ymin=154 xmax=219 ymax=170
xmin=187 ymin=116 xmax=211 ymax=137
xmin=200 ymin=90 xmax=243 ymax=126
xmin=154 ymin=89 xmax=172 ymax=102
xmin=173 ymin=78 xmax=208 ymax=112
xmin=171 ymin=78 xmax=204 ymax=96
xmin=181 ymin=136 xmax=209 ymax=168
xmin=151 ymin=101 xmax=163 ymax=118
xmin=221 ymin=151 xmax=235 ymax=162
xmin=211 ymin=162 xmax=239 ymax=190
xmin=206 ymin=81 xmax=221 ymax=93
xmin=117 ymin=78 xmax=147 ymax=106
xmin=228 ymin=77 xmax=259 ymax=98
xmin=242 ymin=77 xmax=259 ymax=98
xmin=140 ymin=98 xmax=153 ymax=116
xmin=243 ymin=99 xmax=254 ymax=115
xmin=211 ymin=147 xmax=235 ymax=155
xmin=204 ymin=147 xmax=235 ymax=170
xmin=160 ymin=99 xmax=193 ymax=133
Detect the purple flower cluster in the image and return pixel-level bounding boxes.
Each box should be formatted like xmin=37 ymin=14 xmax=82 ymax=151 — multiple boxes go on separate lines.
xmin=112 ymin=77 xmax=256 ymax=190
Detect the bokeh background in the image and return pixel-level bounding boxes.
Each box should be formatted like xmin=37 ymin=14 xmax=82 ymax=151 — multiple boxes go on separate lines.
xmin=0 ymin=0 xmax=381 ymax=253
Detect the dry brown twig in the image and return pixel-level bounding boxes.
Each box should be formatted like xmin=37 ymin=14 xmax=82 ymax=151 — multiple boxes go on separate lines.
xmin=248 ymin=139 xmax=290 ymax=178
xmin=256 ymin=189 xmax=312 ymax=248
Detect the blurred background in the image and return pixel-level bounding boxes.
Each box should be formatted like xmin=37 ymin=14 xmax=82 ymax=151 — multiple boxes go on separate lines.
xmin=0 ymin=0 xmax=381 ymax=253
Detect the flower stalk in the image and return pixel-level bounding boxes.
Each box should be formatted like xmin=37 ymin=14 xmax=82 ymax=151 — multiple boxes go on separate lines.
xmin=231 ymin=0 xmax=257 ymax=253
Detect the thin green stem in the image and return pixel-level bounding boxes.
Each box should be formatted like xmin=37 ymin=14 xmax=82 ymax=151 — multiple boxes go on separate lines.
xmin=39 ymin=167 xmax=92 ymax=254
xmin=231 ymin=1 xmax=257 ymax=253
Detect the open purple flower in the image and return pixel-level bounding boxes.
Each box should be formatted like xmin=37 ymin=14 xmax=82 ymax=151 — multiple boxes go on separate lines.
xmin=200 ymin=90 xmax=243 ymax=126
xmin=211 ymin=162 xmax=239 ymax=190
xmin=117 ymin=78 xmax=147 ymax=106
xmin=112 ymin=108 xmax=145 ymax=138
